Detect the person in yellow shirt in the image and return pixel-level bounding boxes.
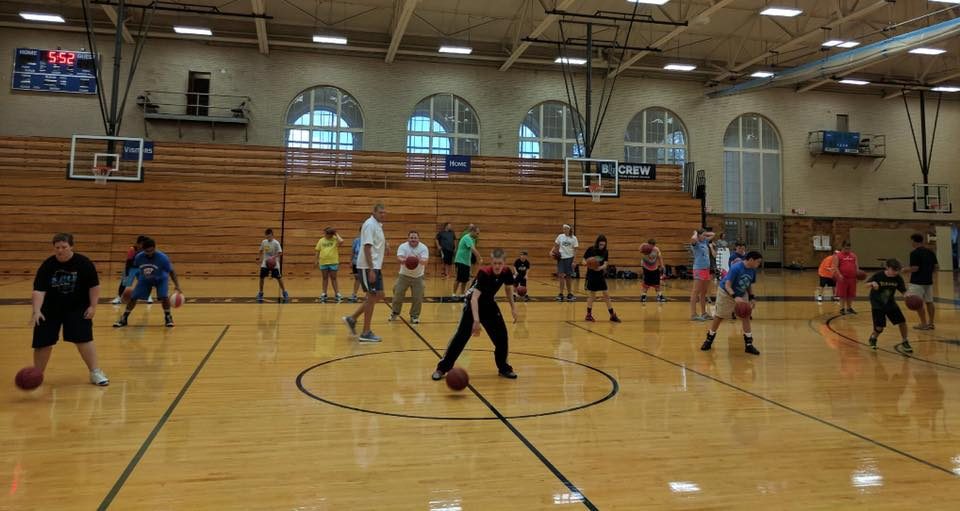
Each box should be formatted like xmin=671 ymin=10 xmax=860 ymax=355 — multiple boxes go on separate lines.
xmin=315 ymin=227 xmax=344 ymax=302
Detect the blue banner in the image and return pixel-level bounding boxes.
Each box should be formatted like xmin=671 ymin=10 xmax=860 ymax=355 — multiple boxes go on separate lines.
xmin=121 ymin=140 xmax=154 ymax=161
xmin=444 ymin=155 xmax=471 ymax=172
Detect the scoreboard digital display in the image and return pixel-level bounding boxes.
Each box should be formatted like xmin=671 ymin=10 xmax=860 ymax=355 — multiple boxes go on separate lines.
xmin=12 ymin=48 xmax=98 ymax=94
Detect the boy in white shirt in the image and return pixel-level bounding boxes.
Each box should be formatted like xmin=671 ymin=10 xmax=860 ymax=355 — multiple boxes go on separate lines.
xmin=389 ymin=231 xmax=429 ymax=324
xmin=553 ymin=224 xmax=579 ymax=301
xmin=256 ymin=228 xmax=289 ymax=303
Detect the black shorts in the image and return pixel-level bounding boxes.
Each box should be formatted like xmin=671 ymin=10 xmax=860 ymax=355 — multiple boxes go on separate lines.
xmin=441 ymin=249 xmax=454 ymax=265
xmin=32 ymin=308 xmax=93 ymax=348
xmin=585 ymin=270 xmax=607 ymax=292
xmin=819 ymin=276 xmax=836 ymax=287
xmin=455 ymin=263 xmax=472 ymax=283
xmin=359 ymin=269 xmax=384 ymax=293
xmin=872 ymin=305 xmax=905 ymax=329
xmin=642 ymin=268 xmax=661 ymax=287
xmin=351 ymin=264 xmax=358 ymax=275
xmin=260 ymin=267 xmax=281 ymax=279
xmin=515 ymin=275 xmax=527 ymax=287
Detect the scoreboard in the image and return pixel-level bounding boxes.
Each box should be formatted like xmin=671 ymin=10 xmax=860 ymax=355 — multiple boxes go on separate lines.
xmin=12 ymin=48 xmax=98 ymax=94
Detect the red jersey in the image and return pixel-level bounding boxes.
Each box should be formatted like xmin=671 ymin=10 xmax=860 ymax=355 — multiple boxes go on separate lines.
xmin=837 ymin=251 xmax=858 ymax=278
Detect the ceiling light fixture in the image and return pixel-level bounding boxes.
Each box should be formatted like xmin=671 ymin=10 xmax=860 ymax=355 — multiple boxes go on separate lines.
xmin=664 ymin=64 xmax=697 ymax=71
xmin=313 ymin=35 xmax=348 ymax=45
xmin=839 ymin=79 xmax=869 ymax=85
xmin=555 ymin=57 xmax=587 ymax=65
xmin=909 ymin=48 xmax=947 ymax=55
xmin=760 ymin=7 xmax=803 ymax=17
xmin=931 ymin=86 xmax=960 ymax=92
xmin=174 ymin=26 xmax=213 ymax=36
xmin=837 ymin=41 xmax=860 ymax=48
xmin=751 ymin=71 xmax=775 ymax=78
xmin=627 ymin=0 xmax=671 ymax=5
xmin=821 ymin=40 xmax=843 ymax=47
xmin=439 ymin=45 xmax=473 ymax=55
xmin=20 ymin=12 xmax=65 ymax=23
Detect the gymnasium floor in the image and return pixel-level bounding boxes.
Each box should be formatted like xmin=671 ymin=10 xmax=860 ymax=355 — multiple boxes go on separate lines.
xmin=1 ymin=271 xmax=959 ymax=510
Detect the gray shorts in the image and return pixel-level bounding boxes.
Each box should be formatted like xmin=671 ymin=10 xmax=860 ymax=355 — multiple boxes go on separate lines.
xmin=557 ymin=257 xmax=574 ymax=276
xmin=907 ymin=283 xmax=934 ymax=303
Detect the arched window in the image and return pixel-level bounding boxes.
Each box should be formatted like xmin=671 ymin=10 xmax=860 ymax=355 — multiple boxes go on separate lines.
xmin=284 ymin=86 xmax=364 ymax=150
xmin=519 ymin=101 xmax=584 ymax=159
xmin=406 ymin=94 xmax=479 ymax=155
xmin=624 ymin=107 xmax=687 ymax=165
xmin=722 ymin=114 xmax=781 ymax=214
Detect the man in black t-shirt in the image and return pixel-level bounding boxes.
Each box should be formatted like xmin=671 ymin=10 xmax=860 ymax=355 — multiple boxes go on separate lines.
xmin=866 ymin=258 xmax=911 ymax=353
xmin=513 ymin=251 xmax=531 ymax=301
xmin=904 ymin=233 xmax=939 ymax=330
xmin=31 ymin=233 xmax=109 ymax=386
xmin=432 ymin=248 xmax=519 ymax=380
xmin=435 ymin=222 xmax=456 ymax=279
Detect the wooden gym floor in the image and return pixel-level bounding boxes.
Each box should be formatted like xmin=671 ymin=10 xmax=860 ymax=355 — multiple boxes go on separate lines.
xmin=1 ymin=270 xmax=959 ymax=510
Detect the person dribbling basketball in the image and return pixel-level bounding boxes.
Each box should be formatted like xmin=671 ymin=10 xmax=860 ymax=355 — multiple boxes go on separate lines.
xmin=432 ymin=248 xmax=519 ymax=380
xmin=582 ymin=235 xmax=620 ymax=322
xmin=701 ymin=251 xmax=763 ymax=355
xmin=113 ymin=237 xmax=182 ymax=328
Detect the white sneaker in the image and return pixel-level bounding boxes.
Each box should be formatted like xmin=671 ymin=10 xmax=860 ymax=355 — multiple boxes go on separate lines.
xmin=388 ymin=313 xmax=398 ymax=321
xmin=111 ymin=296 xmax=122 ymax=305
xmin=90 ymin=368 xmax=109 ymax=386
xmin=411 ymin=317 xmax=420 ymax=324
xmin=146 ymin=296 xmax=154 ymax=304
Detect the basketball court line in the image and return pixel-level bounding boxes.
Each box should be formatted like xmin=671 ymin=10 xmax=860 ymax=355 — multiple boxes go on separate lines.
xmin=400 ymin=318 xmax=599 ymax=510
xmin=823 ymin=314 xmax=960 ymax=372
xmin=566 ymin=321 xmax=959 ymax=479
xmin=97 ymin=325 xmax=231 ymax=511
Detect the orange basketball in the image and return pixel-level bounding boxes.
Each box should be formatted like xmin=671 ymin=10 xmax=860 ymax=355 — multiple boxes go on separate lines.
xmin=640 ymin=243 xmax=654 ymax=255
xmin=734 ymin=300 xmax=753 ymax=319
xmin=445 ymin=367 xmax=469 ymax=391
xmin=586 ymin=257 xmax=600 ymax=270
xmin=516 ymin=285 xmax=527 ymax=296
xmin=15 ymin=367 xmax=43 ymax=390
xmin=121 ymin=287 xmax=133 ymax=304
xmin=905 ymin=294 xmax=924 ymax=311
xmin=266 ymin=256 xmax=277 ymax=269
xmin=169 ymin=291 xmax=185 ymax=308
xmin=550 ymin=247 xmax=560 ymax=261
xmin=856 ymin=270 xmax=867 ymax=281
xmin=404 ymin=255 xmax=419 ymax=270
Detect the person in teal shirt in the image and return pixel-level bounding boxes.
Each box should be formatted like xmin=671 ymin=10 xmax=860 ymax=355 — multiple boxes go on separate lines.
xmin=453 ymin=225 xmax=481 ymax=299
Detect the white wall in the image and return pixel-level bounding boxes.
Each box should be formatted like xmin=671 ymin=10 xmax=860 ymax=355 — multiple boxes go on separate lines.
xmin=2 ymin=27 xmax=958 ymax=220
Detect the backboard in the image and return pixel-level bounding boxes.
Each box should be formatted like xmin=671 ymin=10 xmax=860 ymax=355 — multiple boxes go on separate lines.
xmin=68 ymin=134 xmax=146 ymax=182
xmin=563 ymin=157 xmax=620 ymax=198
xmin=913 ymin=183 xmax=951 ymax=213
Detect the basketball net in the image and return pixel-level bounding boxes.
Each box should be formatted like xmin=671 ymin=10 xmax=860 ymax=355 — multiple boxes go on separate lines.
xmin=588 ymin=182 xmax=602 ymax=202
xmin=93 ymin=165 xmax=114 ymax=185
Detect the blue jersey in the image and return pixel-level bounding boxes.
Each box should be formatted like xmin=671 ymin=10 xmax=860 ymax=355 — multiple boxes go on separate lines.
xmin=133 ymin=250 xmax=173 ymax=282
xmin=691 ymin=240 xmax=711 ymax=270
xmin=720 ymin=261 xmax=756 ymax=297
xmin=351 ymin=238 xmax=361 ymax=265
xmin=729 ymin=251 xmax=745 ymax=266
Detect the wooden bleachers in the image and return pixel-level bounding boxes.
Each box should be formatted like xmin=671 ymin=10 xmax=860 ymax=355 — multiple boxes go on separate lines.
xmin=0 ymin=136 xmax=699 ymax=279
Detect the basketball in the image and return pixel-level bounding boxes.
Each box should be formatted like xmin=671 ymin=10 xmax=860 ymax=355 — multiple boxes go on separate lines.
xmin=121 ymin=287 xmax=133 ymax=304
xmin=445 ymin=367 xmax=469 ymax=391
xmin=905 ymin=294 xmax=924 ymax=311
xmin=856 ymin=270 xmax=867 ymax=281
xmin=550 ymin=247 xmax=560 ymax=260
xmin=266 ymin=256 xmax=277 ymax=269
xmin=640 ymin=243 xmax=653 ymax=255
xmin=404 ymin=255 xmax=419 ymax=270
xmin=516 ymin=285 xmax=527 ymax=296
xmin=734 ymin=300 xmax=752 ymax=319
xmin=586 ymin=257 xmax=600 ymax=270
xmin=15 ymin=367 xmax=43 ymax=390
xmin=169 ymin=291 xmax=185 ymax=308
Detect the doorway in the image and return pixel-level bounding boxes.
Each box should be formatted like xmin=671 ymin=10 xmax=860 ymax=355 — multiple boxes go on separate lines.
xmin=722 ymin=216 xmax=783 ymax=266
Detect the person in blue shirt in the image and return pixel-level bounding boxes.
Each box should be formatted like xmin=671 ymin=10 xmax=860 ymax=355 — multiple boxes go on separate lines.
xmin=689 ymin=228 xmax=715 ymax=321
xmin=348 ymin=236 xmax=362 ymax=302
xmin=113 ymin=237 xmax=183 ymax=328
xmin=701 ymin=251 xmax=763 ymax=355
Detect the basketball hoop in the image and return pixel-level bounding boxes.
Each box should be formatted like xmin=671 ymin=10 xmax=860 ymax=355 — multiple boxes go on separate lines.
xmin=588 ymin=182 xmax=602 ymax=202
xmin=93 ymin=165 xmax=113 ymax=185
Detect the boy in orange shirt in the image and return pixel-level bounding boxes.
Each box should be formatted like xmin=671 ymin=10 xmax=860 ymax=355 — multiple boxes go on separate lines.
xmin=816 ymin=252 xmax=839 ymax=303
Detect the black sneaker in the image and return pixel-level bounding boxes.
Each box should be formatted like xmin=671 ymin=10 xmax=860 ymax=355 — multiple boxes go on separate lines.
xmin=431 ymin=370 xmax=445 ymax=381
xmin=700 ymin=332 xmax=716 ymax=351
xmin=498 ymin=370 xmax=518 ymax=379
xmin=641 ymin=295 xmax=647 ymax=303
xmin=900 ymin=340 xmax=913 ymax=354
xmin=744 ymin=343 xmax=760 ymax=355
xmin=868 ymin=336 xmax=878 ymax=350
xmin=113 ymin=316 xmax=128 ymax=328
xmin=165 ymin=314 xmax=175 ymax=327
xmin=846 ymin=308 xmax=857 ymax=315
xmin=555 ymin=294 xmax=564 ymax=302
xmin=657 ymin=295 xmax=666 ymax=303
xmin=566 ymin=293 xmax=575 ymax=301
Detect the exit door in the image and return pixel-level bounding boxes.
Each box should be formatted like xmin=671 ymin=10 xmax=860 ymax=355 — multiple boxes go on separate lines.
xmin=722 ymin=217 xmax=783 ymax=266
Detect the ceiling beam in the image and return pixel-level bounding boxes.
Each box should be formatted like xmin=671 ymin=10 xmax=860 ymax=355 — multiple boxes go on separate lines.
xmin=883 ymin=69 xmax=960 ymax=99
xmin=100 ymin=4 xmax=134 ymax=44
xmin=712 ymin=0 xmax=891 ymax=81
xmin=251 ymin=0 xmax=268 ymax=54
xmin=499 ymin=0 xmax=576 ymax=72
xmin=609 ymin=0 xmax=737 ymax=78
xmin=385 ymin=0 xmax=421 ymax=63
xmin=796 ymin=61 xmax=878 ymax=93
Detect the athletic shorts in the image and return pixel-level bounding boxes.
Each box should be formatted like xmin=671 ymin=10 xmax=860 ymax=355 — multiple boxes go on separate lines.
xmin=642 ymin=268 xmax=661 ymax=287
xmin=515 ymin=275 xmax=527 ymax=287
xmin=557 ymin=258 xmax=574 ymax=276
xmin=836 ymin=275 xmax=857 ymax=298
xmin=351 ymin=264 xmax=358 ymax=275
xmin=260 ymin=267 xmax=281 ymax=279
xmin=359 ymin=269 xmax=383 ymax=293
xmin=907 ymin=283 xmax=934 ymax=303
xmin=122 ymin=266 xmax=138 ymax=287
xmin=132 ymin=278 xmax=169 ymax=300
xmin=455 ymin=263 xmax=472 ymax=283
xmin=585 ymin=271 xmax=607 ymax=292
xmin=819 ymin=277 xmax=836 ymax=287
xmin=32 ymin=308 xmax=93 ymax=348
xmin=872 ymin=305 xmax=905 ymax=329
xmin=441 ymin=249 xmax=454 ymax=265
xmin=319 ymin=264 xmax=339 ymax=271
xmin=693 ymin=268 xmax=711 ymax=281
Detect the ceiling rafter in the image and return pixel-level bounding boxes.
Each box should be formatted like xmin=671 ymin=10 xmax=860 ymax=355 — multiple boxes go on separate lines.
xmin=251 ymin=0 xmax=268 ymax=54
xmin=100 ymin=4 xmax=134 ymax=43
xmin=499 ymin=0 xmax=576 ymax=72
xmin=385 ymin=0 xmax=421 ymax=63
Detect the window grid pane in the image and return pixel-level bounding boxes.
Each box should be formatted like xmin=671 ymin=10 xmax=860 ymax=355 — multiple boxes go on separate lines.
xmin=285 ymin=86 xmax=363 ymax=150
xmin=406 ymin=94 xmax=479 ymax=155
xmin=624 ymin=108 xmax=688 ymax=167
xmin=722 ymin=114 xmax=781 ymax=214
xmin=518 ymin=101 xmax=583 ymax=159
